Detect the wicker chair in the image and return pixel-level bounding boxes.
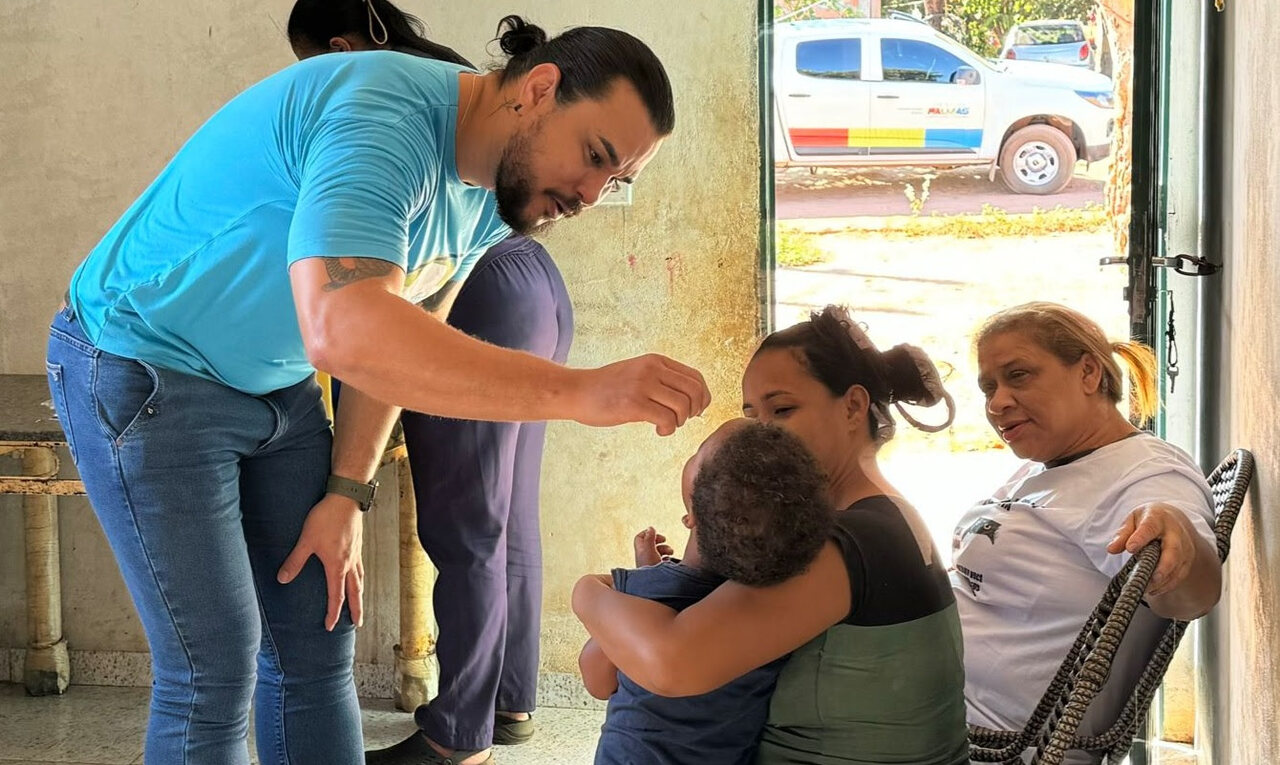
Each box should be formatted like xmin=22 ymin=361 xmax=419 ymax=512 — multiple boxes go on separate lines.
xmin=968 ymin=449 xmax=1255 ymax=765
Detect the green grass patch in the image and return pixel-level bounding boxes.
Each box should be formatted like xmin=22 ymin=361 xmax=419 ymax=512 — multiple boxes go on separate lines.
xmin=779 ymin=204 xmax=1109 ymax=254
xmin=776 ymin=227 xmax=829 ymax=267
xmin=886 ymin=203 xmax=1108 ymax=239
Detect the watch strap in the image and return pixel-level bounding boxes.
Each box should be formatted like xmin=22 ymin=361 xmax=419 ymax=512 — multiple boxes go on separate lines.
xmin=326 ymin=474 xmax=378 ymax=512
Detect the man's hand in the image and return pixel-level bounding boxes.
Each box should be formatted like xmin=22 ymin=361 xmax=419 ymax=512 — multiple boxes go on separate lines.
xmin=1107 ymin=503 xmax=1202 ymax=597
xmin=571 ymin=354 xmax=711 ymax=436
xmin=278 ymin=494 xmax=365 ymax=631
xmin=634 ymin=526 xmax=675 ymax=567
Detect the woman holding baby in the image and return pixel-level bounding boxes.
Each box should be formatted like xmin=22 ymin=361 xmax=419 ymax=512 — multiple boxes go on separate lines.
xmin=575 ymin=302 xmax=1219 ymax=765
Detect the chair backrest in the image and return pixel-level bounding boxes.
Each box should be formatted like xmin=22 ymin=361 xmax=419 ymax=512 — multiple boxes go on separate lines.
xmin=969 ymin=448 xmax=1256 ymax=765
xmin=1077 ymin=449 xmax=1256 ymax=762
xmin=1208 ymin=449 xmax=1254 ymax=562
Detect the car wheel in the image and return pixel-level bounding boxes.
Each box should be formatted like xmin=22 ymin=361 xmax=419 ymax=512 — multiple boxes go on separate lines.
xmin=998 ymin=125 xmax=1078 ymax=195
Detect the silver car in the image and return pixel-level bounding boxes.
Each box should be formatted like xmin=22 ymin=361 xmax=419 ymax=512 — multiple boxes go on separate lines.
xmin=1000 ymin=20 xmax=1095 ymax=69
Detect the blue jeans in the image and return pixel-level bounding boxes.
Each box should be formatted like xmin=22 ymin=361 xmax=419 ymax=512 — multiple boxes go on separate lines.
xmin=45 ymin=308 xmax=361 ymax=764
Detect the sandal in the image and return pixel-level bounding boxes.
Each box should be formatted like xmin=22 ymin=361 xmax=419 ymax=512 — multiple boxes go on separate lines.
xmin=492 ymin=713 xmax=535 ymax=746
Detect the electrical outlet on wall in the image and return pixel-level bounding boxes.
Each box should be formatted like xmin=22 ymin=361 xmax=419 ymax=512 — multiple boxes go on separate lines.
xmin=597 ymin=184 xmax=633 ymax=206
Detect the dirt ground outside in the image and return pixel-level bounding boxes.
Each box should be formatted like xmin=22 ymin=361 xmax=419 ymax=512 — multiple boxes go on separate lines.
xmin=777 ymin=159 xmax=1110 ymax=220
xmin=775 ymin=222 xmax=1129 ymax=556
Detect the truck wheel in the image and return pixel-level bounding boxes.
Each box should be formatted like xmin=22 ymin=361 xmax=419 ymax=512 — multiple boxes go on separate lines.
xmin=998 ymin=125 xmax=1078 ymax=195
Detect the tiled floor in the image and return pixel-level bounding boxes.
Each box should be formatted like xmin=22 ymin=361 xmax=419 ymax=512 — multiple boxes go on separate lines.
xmin=0 ymin=684 xmax=604 ymax=764
xmin=0 ymin=683 xmax=1205 ymax=765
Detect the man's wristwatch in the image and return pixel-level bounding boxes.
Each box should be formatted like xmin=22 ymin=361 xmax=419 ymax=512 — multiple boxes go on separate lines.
xmin=326 ymin=474 xmax=379 ymax=512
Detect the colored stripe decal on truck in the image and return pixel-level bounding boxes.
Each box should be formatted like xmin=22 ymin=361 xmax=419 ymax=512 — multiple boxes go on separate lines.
xmin=789 ymin=128 xmax=851 ymax=148
xmin=924 ymin=129 xmax=983 ymax=149
xmin=790 ymin=127 xmax=983 ymax=150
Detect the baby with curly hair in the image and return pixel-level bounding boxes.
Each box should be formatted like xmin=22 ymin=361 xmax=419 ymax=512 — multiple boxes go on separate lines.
xmin=579 ymin=419 xmax=833 ymax=765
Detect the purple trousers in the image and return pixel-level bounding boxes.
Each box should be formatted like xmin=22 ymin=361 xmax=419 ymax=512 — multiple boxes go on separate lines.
xmin=403 ymin=236 xmax=573 ymax=750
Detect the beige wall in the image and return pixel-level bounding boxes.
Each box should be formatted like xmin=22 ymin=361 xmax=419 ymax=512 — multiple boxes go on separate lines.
xmin=0 ymin=0 xmax=762 ymax=691
xmin=1200 ymin=1 xmax=1280 ymax=761
xmin=426 ymin=3 xmax=763 ymax=672
xmin=0 ymin=0 xmax=307 ymax=661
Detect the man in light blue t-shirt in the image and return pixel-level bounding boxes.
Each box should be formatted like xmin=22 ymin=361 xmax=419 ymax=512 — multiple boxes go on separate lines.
xmin=46 ymin=15 xmax=708 ymax=765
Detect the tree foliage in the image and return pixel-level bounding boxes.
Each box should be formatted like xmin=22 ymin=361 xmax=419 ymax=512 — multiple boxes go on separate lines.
xmin=944 ymin=0 xmax=1097 ymax=57
xmin=774 ymin=0 xmax=867 ymax=22
xmin=879 ymin=0 xmax=1097 ymax=57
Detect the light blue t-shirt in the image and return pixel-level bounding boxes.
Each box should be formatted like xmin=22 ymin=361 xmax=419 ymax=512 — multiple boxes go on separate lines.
xmin=68 ymin=51 xmax=510 ymax=394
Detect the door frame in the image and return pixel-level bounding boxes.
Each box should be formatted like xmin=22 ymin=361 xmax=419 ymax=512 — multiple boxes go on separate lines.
xmin=759 ymin=0 xmax=777 ymax=337
xmin=1128 ymin=0 xmax=1165 ymax=350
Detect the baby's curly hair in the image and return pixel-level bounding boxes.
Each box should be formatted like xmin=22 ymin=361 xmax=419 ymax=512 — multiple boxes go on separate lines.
xmin=691 ymin=423 xmax=832 ymax=587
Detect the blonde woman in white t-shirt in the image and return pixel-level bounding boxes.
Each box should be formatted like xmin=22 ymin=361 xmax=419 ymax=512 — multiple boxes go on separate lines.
xmin=952 ymin=301 xmax=1220 ymax=763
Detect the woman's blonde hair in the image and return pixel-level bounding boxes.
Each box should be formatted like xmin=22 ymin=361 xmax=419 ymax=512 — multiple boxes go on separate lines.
xmin=975 ymin=302 xmax=1158 ymax=424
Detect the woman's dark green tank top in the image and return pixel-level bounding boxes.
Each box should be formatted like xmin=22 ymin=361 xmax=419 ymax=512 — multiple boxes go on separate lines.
xmin=757 ymin=495 xmax=969 ymax=765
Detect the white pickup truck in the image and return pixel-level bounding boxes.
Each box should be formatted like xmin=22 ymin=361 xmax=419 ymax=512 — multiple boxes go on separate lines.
xmin=772 ymin=18 xmax=1115 ymax=195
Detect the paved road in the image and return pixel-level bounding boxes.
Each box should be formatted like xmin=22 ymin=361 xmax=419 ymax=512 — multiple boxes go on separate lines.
xmin=776 ymin=163 xmax=1107 ymax=220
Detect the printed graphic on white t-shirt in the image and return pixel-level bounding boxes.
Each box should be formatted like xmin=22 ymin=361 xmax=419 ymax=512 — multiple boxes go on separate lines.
xmin=952 ymin=495 xmax=1053 ymax=594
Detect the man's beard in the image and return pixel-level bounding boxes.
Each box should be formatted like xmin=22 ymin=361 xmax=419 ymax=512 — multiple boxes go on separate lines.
xmin=494 ymin=124 xmax=544 ymax=236
xmin=494 ymin=118 xmax=582 ymax=237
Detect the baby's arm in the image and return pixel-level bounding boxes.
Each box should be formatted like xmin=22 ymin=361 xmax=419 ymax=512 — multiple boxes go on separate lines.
xmin=578 ymin=638 xmax=620 ymax=700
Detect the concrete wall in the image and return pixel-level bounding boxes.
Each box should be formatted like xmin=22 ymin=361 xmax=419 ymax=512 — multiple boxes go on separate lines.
xmin=1199 ymin=1 xmax=1280 ymax=761
xmin=0 ymin=0 xmax=762 ymax=695
xmin=426 ymin=1 xmax=763 ymax=679
xmin=1 ymin=0 xmax=312 ymax=674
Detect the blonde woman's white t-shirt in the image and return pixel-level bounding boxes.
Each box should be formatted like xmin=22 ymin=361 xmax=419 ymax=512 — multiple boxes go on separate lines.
xmin=951 ymin=433 xmax=1214 ymax=742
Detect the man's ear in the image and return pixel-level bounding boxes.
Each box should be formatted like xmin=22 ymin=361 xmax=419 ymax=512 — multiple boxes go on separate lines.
xmin=516 ymin=62 xmax=563 ymax=116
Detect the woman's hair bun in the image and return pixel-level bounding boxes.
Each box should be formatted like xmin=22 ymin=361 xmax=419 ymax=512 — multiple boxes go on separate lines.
xmin=496 ymin=15 xmax=548 ymax=57
xmin=880 ymin=344 xmax=931 ymax=404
